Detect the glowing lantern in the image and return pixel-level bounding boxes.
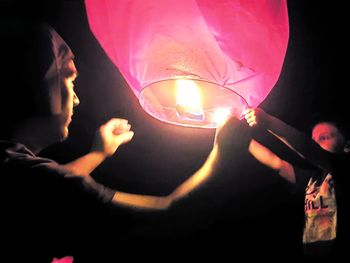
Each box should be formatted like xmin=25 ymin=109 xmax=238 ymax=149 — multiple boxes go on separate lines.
xmin=85 ymin=0 xmax=289 ymax=128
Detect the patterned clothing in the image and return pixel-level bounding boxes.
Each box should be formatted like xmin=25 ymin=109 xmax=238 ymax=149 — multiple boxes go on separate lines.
xmin=294 ymin=153 xmax=349 ymax=259
xmin=303 ymin=173 xmax=337 ymax=243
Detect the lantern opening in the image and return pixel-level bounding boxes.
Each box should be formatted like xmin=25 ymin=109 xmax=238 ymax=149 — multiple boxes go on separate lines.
xmin=139 ymin=79 xmax=247 ymax=128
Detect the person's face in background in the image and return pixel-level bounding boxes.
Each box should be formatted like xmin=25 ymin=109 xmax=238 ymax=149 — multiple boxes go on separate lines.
xmin=312 ymin=122 xmax=345 ymax=153
xmin=58 ymin=59 xmax=79 ymax=139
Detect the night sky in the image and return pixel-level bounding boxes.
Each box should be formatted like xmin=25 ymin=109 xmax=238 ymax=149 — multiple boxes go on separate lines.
xmin=2 ymin=0 xmax=348 ymax=260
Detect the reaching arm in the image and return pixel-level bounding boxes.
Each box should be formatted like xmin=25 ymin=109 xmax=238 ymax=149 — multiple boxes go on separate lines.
xmin=244 ymin=108 xmax=333 ymax=172
xmin=62 ymin=151 xmax=109 ymax=176
xmin=248 ymin=139 xmax=296 ymax=183
xmin=110 ymin=144 xmax=220 ymax=210
xmin=169 ymin=144 xmax=220 ymax=202
xmin=169 ymin=116 xmax=262 ymax=201
xmin=112 ymin=191 xmax=172 ymax=210
xmin=63 ymin=117 xmax=223 ymax=210
xmin=63 ymin=118 xmax=134 ymax=176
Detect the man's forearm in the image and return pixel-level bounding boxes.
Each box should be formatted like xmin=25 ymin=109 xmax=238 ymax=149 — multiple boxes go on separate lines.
xmin=112 ymin=191 xmax=171 ymax=210
xmin=259 ymin=110 xmax=332 ymax=171
xmin=63 ymin=151 xmax=107 ymax=176
xmin=169 ymin=144 xmax=220 ymax=202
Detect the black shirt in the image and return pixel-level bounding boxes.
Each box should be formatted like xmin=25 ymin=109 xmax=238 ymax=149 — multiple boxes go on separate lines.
xmin=0 ymin=140 xmax=116 ymax=261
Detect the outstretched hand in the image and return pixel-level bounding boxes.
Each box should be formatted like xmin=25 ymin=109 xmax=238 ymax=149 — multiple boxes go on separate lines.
xmin=215 ymin=116 xmax=240 ymax=146
xmin=92 ymin=118 xmax=134 ymax=157
xmin=214 ymin=115 xmax=252 ymax=159
xmin=243 ymin=108 xmax=258 ymax=127
xmin=242 ymin=107 xmax=269 ymax=128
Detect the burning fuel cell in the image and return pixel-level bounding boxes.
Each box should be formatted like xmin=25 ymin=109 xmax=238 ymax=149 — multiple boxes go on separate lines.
xmin=175 ymin=79 xmax=204 ymax=122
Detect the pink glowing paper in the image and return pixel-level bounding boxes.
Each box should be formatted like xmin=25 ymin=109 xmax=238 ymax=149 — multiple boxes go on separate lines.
xmin=51 ymin=256 xmax=73 ymax=263
xmin=85 ymin=0 xmax=289 ymax=128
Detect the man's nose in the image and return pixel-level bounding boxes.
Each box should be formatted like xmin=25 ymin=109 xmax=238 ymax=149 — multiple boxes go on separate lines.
xmin=73 ymin=93 xmax=80 ymax=107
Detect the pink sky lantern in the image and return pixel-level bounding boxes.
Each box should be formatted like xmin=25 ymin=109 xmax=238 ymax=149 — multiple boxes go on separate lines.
xmin=85 ymin=0 xmax=289 ymax=128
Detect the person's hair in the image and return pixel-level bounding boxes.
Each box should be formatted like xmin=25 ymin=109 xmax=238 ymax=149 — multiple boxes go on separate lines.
xmin=0 ymin=19 xmax=74 ymax=138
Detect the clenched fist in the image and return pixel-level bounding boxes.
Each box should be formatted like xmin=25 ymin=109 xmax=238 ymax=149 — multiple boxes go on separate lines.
xmin=92 ymin=118 xmax=134 ymax=157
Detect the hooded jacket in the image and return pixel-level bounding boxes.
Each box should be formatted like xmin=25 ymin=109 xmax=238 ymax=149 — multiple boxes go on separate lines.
xmin=0 ymin=19 xmax=74 ymax=128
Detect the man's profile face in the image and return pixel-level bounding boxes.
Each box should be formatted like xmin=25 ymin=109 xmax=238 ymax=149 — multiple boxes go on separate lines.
xmin=58 ymin=59 xmax=79 ymax=139
xmin=312 ymin=122 xmax=345 ymax=153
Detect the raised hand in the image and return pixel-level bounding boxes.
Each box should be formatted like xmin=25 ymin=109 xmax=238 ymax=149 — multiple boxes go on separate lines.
xmin=92 ymin=118 xmax=134 ymax=157
xmin=243 ymin=108 xmax=258 ymax=127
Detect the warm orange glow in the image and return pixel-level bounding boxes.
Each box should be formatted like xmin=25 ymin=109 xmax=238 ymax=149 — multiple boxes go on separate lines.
xmin=176 ymin=79 xmax=202 ymax=109
xmin=212 ymin=108 xmax=231 ymax=125
xmin=175 ymin=79 xmax=204 ymax=121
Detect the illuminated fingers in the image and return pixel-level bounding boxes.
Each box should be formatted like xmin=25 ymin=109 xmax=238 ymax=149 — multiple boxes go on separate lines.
xmin=105 ymin=118 xmax=135 ymax=145
xmin=243 ymin=108 xmax=254 ymax=118
xmin=106 ymin=118 xmax=128 ymax=130
xmin=242 ymin=108 xmax=252 ymax=115
xmin=103 ymin=118 xmax=132 ymax=135
xmin=117 ymin=131 xmax=134 ymax=145
xmin=242 ymin=108 xmax=257 ymax=127
xmin=113 ymin=123 xmax=131 ymax=135
xmin=246 ymin=116 xmax=257 ymax=127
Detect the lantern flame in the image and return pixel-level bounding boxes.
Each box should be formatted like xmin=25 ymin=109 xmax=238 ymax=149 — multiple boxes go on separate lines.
xmin=175 ymin=79 xmax=204 ymax=121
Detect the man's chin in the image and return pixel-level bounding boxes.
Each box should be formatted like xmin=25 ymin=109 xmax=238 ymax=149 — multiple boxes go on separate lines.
xmin=59 ymin=128 xmax=69 ymax=141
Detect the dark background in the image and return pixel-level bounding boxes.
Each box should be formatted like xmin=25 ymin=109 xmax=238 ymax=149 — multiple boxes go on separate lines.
xmin=1 ymin=0 xmax=348 ymax=260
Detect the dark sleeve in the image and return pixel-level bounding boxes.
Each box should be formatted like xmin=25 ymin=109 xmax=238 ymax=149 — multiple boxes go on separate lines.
xmin=67 ymin=173 xmax=116 ymax=203
xmin=258 ymin=109 xmax=334 ymax=172
xmin=293 ymin=166 xmax=319 ymax=193
xmin=33 ymin=160 xmax=116 ymax=204
xmin=2 ymin=150 xmax=116 ymax=256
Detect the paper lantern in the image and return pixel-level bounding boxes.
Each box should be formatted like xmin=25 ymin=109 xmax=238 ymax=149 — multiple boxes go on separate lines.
xmin=85 ymin=0 xmax=289 ymax=128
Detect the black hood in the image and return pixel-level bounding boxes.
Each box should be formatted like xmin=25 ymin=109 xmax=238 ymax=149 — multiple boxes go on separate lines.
xmin=0 ymin=19 xmax=74 ymax=123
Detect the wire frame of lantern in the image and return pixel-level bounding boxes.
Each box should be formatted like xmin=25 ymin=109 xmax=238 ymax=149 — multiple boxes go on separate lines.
xmin=85 ymin=0 xmax=289 ymax=128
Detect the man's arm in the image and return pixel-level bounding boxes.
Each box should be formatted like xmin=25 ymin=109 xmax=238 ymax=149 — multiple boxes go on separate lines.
xmin=63 ymin=117 xmax=226 ymax=210
xmin=244 ymin=108 xmax=333 ymax=172
xmin=169 ymin=144 xmax=220 ymax=201
xmin=112 ymin=191 xmax=172 ymax=210
xmin=111 ymin=144 xmax=220 ymax=209
xmin=63 ymin=118 xmax=134 ymax=176
xmin=248 ymin=139 xmax=296 ymax=183
xmin=62 ymin=151 xmax=109 ymax=176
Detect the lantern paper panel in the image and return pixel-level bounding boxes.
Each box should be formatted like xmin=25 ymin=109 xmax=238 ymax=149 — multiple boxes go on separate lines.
xmin=85 ymin=0 xmax=289 ymax=128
